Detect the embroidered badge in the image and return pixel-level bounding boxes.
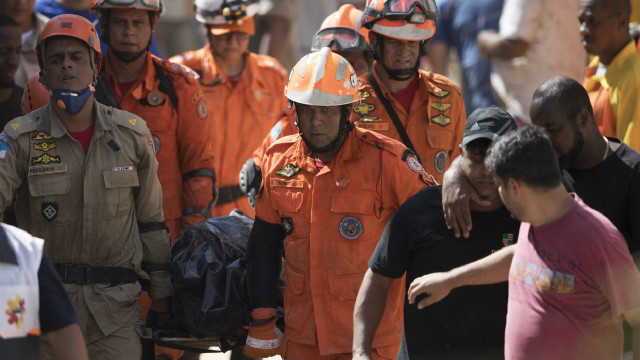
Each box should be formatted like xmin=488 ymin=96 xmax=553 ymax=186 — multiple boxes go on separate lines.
xmin=353 ymin=102 xmax=375 ymax=115
xmin=128 ymin=119 xmax=137 ymax=127
xmin=147 ymin=90 xmax=165 ymax=107
xmin=197 ymin=99 xmax=208 ymax=120
xmin=41 ymin=202 xmax=58 ymax=222
xmin=406 ymin=154 xmax=423 ymax=173
xmin=360 ymin=91 xmax=370 ymax=99
xmin=28 ymin=164 xmax=67 ymax=176
xmin=435 ymin=151 xmax=447 ymax=174
xmin=10 ymin=123 xmax=20 ymax=131
xmin=431 ymin=102 xmax=452 ymax=112
xmin=33 ymin=141 xmax=56 ymax=152
xmin=429 ymin=90 xmax=451 ymax=98
xmin=431 ymin=114 xmax=452 ymax=127
xmin=276 ymin=164 xmax=301 ymax=178
xmin=32 ymin=131 xmax=53 ymax=140
xmin=502 ymin=233 xmax=515 ymax=247
xmin=339 ymin=216 xmax=364 ymax=240
xmin=152 ymin=135 xmax=161 ymax=153
xmin=4 ymin=295 xmax=25 ymax=328
xmin=31 ymin=154 xmax=61 ymax=165
xmin=280 ymin=217 xmax=294 ymax=235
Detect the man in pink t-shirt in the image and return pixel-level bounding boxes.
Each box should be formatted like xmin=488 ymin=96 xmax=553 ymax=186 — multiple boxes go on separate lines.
xmin=406 ymin=125 xmax=640 ymax=360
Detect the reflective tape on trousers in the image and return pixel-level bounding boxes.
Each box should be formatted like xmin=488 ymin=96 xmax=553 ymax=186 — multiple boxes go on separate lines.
xmin=245 ymin=335 xmax=282 ymax=349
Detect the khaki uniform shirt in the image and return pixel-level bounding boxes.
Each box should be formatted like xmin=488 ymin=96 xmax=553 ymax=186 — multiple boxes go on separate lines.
xmin=0 ymin=99 xmax=172 ymax=338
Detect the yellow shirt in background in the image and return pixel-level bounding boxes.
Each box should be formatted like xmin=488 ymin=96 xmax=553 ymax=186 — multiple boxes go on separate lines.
xmin=584 ymin=41 xmax=640 ymax=151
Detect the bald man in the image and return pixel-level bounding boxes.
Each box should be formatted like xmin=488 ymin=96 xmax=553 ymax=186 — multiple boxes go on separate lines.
xmin=581 ymin=0 xmax=640 ymax=151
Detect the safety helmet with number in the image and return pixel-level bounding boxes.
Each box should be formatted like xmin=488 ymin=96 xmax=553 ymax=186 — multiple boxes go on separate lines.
xmin=311 ymin=4 xmax=370 ymax=53
xmin=36 ymin=14 xmax=102 ymax=78
xmin=94 ymin=0 xmax=162 ymax=12
xmin=361 ymin=0 xmax=438 ymax=41
xmin=285 ymin=47 xmax=360 ymax=106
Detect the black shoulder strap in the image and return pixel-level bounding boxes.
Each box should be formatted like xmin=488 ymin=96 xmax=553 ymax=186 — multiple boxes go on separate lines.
xmin=368 ymin=71 xmax=423 ymax=165
xmin=152 ymin=61 xmax=178 ymax=109
xmin=94 ymin=72 xmax=120 ymax=109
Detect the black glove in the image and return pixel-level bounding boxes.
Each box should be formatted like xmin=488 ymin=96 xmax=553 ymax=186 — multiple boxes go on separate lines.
xmin=147 ymin=310 xmax=173 ymax=332
xmin=239 ymin=158 xmax=262 ymax=208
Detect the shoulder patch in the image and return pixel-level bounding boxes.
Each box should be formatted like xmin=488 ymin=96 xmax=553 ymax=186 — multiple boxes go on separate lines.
xmin=4 ymin=116 xmax=39 ymax=140
xmin=160 ymin=58 xmax=200 ymax=84
xmin=110 ymin=109 xmax=148 ymax=135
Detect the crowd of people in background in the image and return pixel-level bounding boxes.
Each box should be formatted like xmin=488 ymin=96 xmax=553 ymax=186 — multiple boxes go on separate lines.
xmin=0 ymin=0 xmax=640 ymax=360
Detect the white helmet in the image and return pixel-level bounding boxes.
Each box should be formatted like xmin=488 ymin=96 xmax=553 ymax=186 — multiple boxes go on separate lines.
xmin=193 ymin=0 xmax=260 ymax=25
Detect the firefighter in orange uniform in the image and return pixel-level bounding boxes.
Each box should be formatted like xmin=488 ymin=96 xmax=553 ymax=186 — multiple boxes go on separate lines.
xmin=170 ymin=0 xmax=289 ymax=218
xmin=352 ymin=0 xmax=465 ymax=183
xmin=241 ymin=4 xmax=373 ymax=208
xmin=94 ymin=0 xmax=216 ymax=243
xmin=243 ymin=48 xmax=434 ymax=360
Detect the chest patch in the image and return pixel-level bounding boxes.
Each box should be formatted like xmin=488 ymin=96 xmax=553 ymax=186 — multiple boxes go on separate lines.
xmin=276 ymin=164 xmax=301 ymax=178
xmin=41 ymin=202 xmax=59 ymax=222
xmin=31 ymin=154 xmax=61 ymax=165
xmin=431 ymin=102 xmax=451 ymax=112
xmin=146 ymin=90 xmax=166 ymax=107
xmin=33 ymin=141 xmax=56 ymax=152
xmin=431 ymin=114 xmax=451 ymax=127
xmin=429 ymin=90 xmax=451 ymax=98
xmin=31 ymin=132 xmax=52 ymax=140
xmin=4 ymin=295 xmax=26 ymax=328
xmin=339 ymin=216 xmax=364 ymax=240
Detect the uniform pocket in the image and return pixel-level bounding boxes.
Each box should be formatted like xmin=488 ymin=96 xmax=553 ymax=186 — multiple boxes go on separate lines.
xmin=327 ymin=272 xmax=365 ymax=301
xmin=28 ymin=173 xmax=70 ymax=197
xmin=270 ymin=188 xmax=304 ymax=213
xmin=327 ymin=272 xmax=366 ymax=342
xmin=103 ymin=169 xmax=139 ymax=218
xmin=426 ymin=129 xmax=455 ymax=150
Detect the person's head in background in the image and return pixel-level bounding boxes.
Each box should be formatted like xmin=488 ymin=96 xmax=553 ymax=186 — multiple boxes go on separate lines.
xmin=310 ymin=4 xmax=373 ymax=77
xmin=460 ymin=106 xmax=517 ymax=210
xmin=57 ymin=0 xmax=97 ymax=11
xmin=0 ymin=0 xmax=35 ymax=33
xmin=579 ymin=0 xmax=631 ymax=65
xmin=0 ymin=13 xmax=22 ymax=92
xmin=484 ymin=126 xmax=564 ymax=223
xmin=529 ymin=76 xmax=603 ymax=170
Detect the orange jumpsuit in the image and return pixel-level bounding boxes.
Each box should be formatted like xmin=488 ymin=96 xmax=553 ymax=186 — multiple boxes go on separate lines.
xmin=255 ymin=127 xmax=434 ymax=358
xmin=170 ymin=46 xmax=289 ymax=217
xmin=101 ymin=53 xmax=216 ymax=242
xmin=349 ymin=66 xmax=466 ymax=183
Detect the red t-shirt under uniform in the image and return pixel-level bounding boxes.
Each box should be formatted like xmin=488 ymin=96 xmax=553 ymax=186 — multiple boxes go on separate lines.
xmin=505 ymin=194 xmax=640 ymax=360
xmin=68 ymin=125 xmax=95 ymax=153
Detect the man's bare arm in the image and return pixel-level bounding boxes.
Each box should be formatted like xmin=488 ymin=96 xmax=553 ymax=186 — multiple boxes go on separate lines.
xmin=353 ymin=269 xmax=394 ymax=359
xmin=45 ymin=323 xmax=88 ymax=360
xmin=477 ymin=30 xmax=530 ymax=59
xmin=408 ymin=245 xmax=515 ymax=309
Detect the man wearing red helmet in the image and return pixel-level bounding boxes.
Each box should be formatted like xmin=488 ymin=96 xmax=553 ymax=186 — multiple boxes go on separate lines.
xmin=0 ymin=14 xmax=172 ymax=359
xmin=353 ymin=0 xmax=465 ymax=184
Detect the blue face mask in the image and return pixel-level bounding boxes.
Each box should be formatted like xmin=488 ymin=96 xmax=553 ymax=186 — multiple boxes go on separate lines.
xmin=51 ymin=87 xmax=93 ymax=115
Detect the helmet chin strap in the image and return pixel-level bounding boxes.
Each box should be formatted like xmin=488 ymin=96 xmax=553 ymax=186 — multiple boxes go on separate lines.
xmin=296 ymin=105 xmax=353 ymax=155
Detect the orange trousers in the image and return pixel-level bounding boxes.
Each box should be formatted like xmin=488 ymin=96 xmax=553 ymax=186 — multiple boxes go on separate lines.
xmin=284 ymin=341 xmax=395 ymax=360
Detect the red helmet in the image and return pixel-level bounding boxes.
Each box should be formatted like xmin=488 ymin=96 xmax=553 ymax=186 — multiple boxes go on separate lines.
xmin=36 ymin=14 xmax=102 ymax=73
xmin=361 ymin=0 xmax=438 ymax=41
xmin=21 ymin=74 xmax=51 ymax=114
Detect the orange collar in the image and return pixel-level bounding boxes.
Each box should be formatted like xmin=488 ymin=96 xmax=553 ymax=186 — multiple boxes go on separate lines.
xmin=105 ymin=52 xmax=157 ymax=100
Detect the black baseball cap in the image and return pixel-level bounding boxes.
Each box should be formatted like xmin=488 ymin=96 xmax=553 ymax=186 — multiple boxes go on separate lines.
xmin=462 ymin=106 xmax=517 ymax=147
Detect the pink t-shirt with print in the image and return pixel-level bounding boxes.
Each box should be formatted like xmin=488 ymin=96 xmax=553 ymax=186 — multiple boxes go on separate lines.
xmin=505 ymin=194 xmax=640 ymax=360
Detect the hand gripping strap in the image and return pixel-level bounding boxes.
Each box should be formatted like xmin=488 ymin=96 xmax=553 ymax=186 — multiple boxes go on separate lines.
xmin=245 ymin=335 xmax=281 ymax=350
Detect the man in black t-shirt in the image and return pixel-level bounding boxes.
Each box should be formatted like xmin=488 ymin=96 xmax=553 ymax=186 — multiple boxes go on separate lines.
xmin=0 ymin=13 xmax=23 ymax=129
xmin=352 ymin=107 xmax=519 ymax=360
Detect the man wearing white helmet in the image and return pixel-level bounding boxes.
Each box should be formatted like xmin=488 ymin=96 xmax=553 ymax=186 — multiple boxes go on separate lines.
xmin=244 ymin=47 xmax=434 ymax=359
xmin=353 ymin=0 xmax=466 ymax=184
xmin=170 ymin=0 xmax=290 ymax=219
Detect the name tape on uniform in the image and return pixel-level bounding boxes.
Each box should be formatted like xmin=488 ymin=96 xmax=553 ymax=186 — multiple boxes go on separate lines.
xmin=28 ymin=164 xmax=67 ymax=176
xmin=112 ymin=166 xmax=135 ymax=172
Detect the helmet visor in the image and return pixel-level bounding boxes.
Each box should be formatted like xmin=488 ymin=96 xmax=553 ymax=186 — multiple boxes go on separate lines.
xmin=311 ymin=27 xmax=366 ymax=52
xmin=387 ymin=0 xmax=438 ymax=15
xmin=98 ymin=0 xmax=161 ymax=9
